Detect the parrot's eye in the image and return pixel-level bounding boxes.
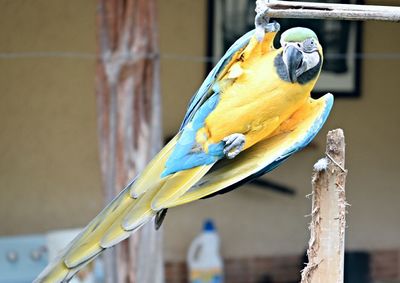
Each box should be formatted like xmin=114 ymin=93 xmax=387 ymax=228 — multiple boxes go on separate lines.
xmin=302 ymin=38 xmax=318 ymax=53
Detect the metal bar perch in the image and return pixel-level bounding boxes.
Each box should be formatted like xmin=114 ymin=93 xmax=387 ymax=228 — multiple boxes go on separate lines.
xmin=301 ymin=129 xmax=348 ymax=283
xmin=256 ymin=0 xmax=400 ymax=22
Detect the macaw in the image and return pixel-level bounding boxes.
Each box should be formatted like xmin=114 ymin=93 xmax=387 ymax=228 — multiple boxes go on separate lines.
xmin=35 ymin=20 xmax=333 ymax=282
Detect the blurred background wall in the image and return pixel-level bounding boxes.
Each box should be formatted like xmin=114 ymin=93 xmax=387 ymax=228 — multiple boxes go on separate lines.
xmin=0 ymin=0 xmax=399 ymax=282
xmin=0 ymin=0 xmax=102 ymax=234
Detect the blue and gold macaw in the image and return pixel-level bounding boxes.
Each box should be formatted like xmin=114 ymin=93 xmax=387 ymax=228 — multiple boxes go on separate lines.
xmin=35 ymin=20 xmax=333 ymax=282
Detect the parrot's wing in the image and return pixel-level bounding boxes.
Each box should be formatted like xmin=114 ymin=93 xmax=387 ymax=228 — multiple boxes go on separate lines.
xmin=162 ymin=31 xmax=262 ymax=177
xmin=180 ymin=29 xmax=255 ymax=129
xmin=163 ymin=29 xmax=280 ymax=177
xmin=167 ymin=93 xmax=334 ymax=207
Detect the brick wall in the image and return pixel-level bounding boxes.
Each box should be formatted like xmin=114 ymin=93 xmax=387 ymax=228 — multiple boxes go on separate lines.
xmin=165 ymin=249 xmax=400 ymax=283
xmin=371 ymin=250 xmax=400 ymax=282
xmin=165 ymin=255 xmax=303 ymax=283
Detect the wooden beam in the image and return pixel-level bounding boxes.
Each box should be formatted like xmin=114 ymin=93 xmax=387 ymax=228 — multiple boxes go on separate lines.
xmin=256 ymin=0 xmax=400 ymax=22
xmin=301 ymin=129 xmax=348 ymax=283
xmin=96 ymin=0 xmax=163 ymax=282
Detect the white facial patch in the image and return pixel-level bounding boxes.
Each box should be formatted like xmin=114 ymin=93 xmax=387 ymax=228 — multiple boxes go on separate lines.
xmin=302 ymin=51 xmax=320 ymax=71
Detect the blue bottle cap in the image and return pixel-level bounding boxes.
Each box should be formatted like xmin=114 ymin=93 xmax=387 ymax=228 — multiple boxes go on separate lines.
xmin=203 ymin=219 xmax=216 ymax=232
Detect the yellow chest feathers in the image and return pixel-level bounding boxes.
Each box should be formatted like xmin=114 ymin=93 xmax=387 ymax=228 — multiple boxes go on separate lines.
xmin=203 ymin=49 xmax=318 ymax=146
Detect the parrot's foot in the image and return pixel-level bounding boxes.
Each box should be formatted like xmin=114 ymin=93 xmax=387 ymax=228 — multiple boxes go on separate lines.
xmin=255 ymin=0 xmax=280 ymax=42
xmin=255 ymin=21 xmax=280 ymax=42
xmin=223 ymin=133 xmax=246 ymax=159
xmin=265 ymin=21 xmax=280 ymax=33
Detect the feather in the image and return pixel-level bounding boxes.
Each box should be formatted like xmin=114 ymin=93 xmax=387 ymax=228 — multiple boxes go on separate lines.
xmin=123 ymin=183 xmax=163 ymax=231
xmin=63 ymin=184 xmax=134 ymax=268
xmin=152 ymin=165 xmax=213 ymax=210
xmin=54 ymin=137 xmax=179 ymax=268
xmin=130 ymin=135 xmax=179 ymax=198
xmin=33 ymin=262 xmax=70 ymax=283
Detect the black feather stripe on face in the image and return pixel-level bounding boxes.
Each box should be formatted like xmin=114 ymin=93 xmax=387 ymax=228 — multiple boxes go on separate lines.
xmin=274 ymin=52 xmax=322 ymax=85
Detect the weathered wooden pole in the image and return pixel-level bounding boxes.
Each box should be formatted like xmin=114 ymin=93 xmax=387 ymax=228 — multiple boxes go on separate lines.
xmin=301 ymin=129 xmax=348 ymax=283
xmin=256 ymin=0 xmax=400 ymax=22
xmin=96 ymin=0 xmax=163 ymax=282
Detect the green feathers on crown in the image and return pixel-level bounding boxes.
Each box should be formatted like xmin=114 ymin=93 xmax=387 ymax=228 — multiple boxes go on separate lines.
xmin=280 ymin=27 xmax=318 ymax=43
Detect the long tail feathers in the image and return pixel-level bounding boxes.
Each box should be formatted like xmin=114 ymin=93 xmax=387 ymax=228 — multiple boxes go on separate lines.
xmin=34 ymin=134 xmax=215 ymax=283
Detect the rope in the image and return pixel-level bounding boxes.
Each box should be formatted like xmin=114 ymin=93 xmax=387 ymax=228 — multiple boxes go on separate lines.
xmin=0 ymin=51 xmax=399 ymax=62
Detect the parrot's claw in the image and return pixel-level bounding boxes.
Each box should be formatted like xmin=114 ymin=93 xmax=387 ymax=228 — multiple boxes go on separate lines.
xmin=255 ymin=15 xmax=280 ymax=42
xmin=255 ymin=0 xmax=280 ymax=41
xmin=223 ymin=133 xmax=246 ymax=159
xmin=265 ymin=21 xmax=280 ymax=33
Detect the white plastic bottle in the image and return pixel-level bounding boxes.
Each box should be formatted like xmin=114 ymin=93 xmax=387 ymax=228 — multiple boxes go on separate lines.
xmin=187 ymin=219 xmax=223 ymax=283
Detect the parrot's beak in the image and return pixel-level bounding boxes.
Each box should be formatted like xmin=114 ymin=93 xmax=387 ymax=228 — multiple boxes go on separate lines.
xmin=283 ymin=45 xmax=304 ymax=83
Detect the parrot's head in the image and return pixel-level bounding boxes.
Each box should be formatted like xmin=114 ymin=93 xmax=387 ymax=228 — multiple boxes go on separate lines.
xmin=276 ymin=27 xmax=322 ymax=84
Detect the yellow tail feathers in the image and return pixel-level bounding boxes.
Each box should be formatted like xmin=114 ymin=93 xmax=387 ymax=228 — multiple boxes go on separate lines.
xmin=34 ymin=134 xmax=216 ymax=283
xmin=151 ymin=165 xmax=213 ymax=210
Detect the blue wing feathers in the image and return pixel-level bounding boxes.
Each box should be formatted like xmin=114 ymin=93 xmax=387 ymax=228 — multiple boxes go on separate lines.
xmin=162 ymin=94 xmax=224 ymax=177
xmin=180 ymin=30 xmax=255 ymax=130
xmin=162 ymin=30 xmax=256 ymax=177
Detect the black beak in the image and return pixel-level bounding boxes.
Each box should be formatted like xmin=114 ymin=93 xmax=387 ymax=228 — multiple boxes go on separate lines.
xmin=283 ymin=45 xmax=304 ymax=83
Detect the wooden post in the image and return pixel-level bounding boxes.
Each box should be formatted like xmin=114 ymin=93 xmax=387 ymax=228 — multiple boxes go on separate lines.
xmin=96 ymin=0 xmax=163 ymax=282
xmin=301 ymin=129 xmax=348 ymax=283
xmin=256 ymin=0 xmax=400 ymax=22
